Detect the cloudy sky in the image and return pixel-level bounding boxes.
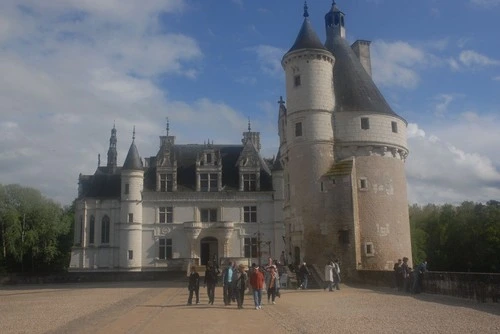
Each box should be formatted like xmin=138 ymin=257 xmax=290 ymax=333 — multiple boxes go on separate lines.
xmin=1 ymin=0 xmax=499 ymax=206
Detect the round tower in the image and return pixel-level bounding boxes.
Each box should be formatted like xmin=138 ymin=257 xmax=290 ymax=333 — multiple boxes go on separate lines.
xmin=281 ymin=3 xmax=335 ymax=263
xmin=326 ymin=1 xmax=413 ymax=271
xmin=120 ymin=127 xmax=144 ymax=270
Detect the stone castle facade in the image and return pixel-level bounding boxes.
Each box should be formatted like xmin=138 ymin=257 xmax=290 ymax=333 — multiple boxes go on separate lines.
xmin=70 ymin=2 xmax=413 ymax=277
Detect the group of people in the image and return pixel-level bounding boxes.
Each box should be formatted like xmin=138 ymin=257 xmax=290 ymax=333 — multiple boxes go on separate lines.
xmin=324 ymin=259 xmax=341 ymax=291
xmin=393 ymin=257 xmax=428 ymax=294
xmin=186 ymin=257 xmax=286 ymax=309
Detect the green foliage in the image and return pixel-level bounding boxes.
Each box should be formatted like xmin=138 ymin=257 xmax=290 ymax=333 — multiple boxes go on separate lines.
xmin=410 ymin=201 xmax=500 ymax=273
xmin=0 ymin=183 xmax=74 ymax=273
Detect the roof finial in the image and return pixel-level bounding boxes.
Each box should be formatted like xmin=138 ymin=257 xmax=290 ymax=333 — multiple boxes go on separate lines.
xmin=248 ymin=117 xmax=251 ymax=132
xmin=98 ymin=153 xmax=101 ymax=167
xmin=166 ymin=117 xmax=170 ymax=136
xmin=303 ymin=1 xmax=309 ymax=18
xmin=278 ymin=96 xmax=285 ymax=106
xmin=132 ymin=126 xmax=136 ymax=141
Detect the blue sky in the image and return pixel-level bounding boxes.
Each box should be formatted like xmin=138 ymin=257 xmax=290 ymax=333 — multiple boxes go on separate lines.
xmin=1 ymin=0 xmax=499 ymax=206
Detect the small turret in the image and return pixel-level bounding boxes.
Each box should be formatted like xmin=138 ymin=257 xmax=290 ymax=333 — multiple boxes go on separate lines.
xmin=325 ymin=0 xmax=346 ymax=50
xmin=123 ymin=127 xmax=143 ymax=170
xmin=107 ymin=124 xmax=118 ymax=171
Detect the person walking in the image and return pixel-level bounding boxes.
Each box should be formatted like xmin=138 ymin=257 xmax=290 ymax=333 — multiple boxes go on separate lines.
xmin=249 ymin=264 xmax=265 ymax=310
xmin=187 ymin=265 xmax=200 ymax=305
xmin=333 ymin=259 xmax=341 ymax=290
xmin=222 ymin=261 xmax=234 ymax=305
xmin=298 ymin=262 xmax=310 ymax=289
xmin=234 ymin=264 xmax=248 ymax=309
xmin=204 ymin=261 xmax=218 ymax=305
xmin=266 ymin=265 xmax=279 ymax=304
xmin=324 ymin=261 xmax=334 ymax=291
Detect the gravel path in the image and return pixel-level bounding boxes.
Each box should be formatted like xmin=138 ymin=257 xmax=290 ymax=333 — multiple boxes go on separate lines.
xmin=1 ymin=282 xmax=499 ymax=333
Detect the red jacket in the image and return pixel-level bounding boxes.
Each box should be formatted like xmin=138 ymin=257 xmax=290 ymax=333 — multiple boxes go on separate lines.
xmin=249 ymin=269 xmax=265 ymax=289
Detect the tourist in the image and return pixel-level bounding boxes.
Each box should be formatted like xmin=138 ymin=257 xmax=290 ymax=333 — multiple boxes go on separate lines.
xmin=204 ymin=261 xmax=218 ymax=305
xmin=412 ymin=260 xmax=428 ymax=294
xmin=249 ymin=264 xmax=265 ymax=309
xmin=187 ymin=265 xmax=200 ymax=305
xmin=394 ymin=259 xmax=403 ymax=290
xmin=324 ymin=261 xmax=334 ymax=291
xmin=333 ymin=259 xmax=341 ymax=290
xmin=234 ymin=264 xmax=248 ymax=309
xmin=266 ymin=265 xmax=279 ymax=304
xmin=222 ymin=261 xmax=234 ymax=305
xmin=401 ymin=257 xmax=411 ymax=293
xmin=298 ymin=262 xmax=310 ymax=289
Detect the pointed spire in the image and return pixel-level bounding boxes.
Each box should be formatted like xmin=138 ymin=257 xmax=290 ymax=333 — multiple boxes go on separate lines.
xmin=123 ymin=127 xmax=142 ymax=170
xmin=132 ymin=125 xmax=136 ymax=141
xmin=166 ymin=117 xmax=170 ymax=136
xmin=107 ymin=123 xmax=118 ymax=169
xmin=303 ymin=1 xmax=309 ymax=18
xmin=248 ymin=117 xmax=252 ymax=132
xmin=278 ymin=96 xmax=285 ymax=106
xmin=98 ymin=154 xmax=101 ymax=167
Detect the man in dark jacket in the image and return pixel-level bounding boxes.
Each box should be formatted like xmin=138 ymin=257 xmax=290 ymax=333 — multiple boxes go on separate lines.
xmin=204 ymin=261 xmax=219 ymax=305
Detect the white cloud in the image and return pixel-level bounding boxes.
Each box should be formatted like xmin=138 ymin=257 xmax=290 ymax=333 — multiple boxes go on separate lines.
xmin=371 ymin=40 xmax=435 ymax=89
xmin=433 ymin=94 xmax=461 ymax=117
xmin=470 ymin=0 xmax=500 ymax=7
xmin=251 ymin=45 xmax=286 ymax=77
xmin=459 ymin=50 xmax=500 ymax=67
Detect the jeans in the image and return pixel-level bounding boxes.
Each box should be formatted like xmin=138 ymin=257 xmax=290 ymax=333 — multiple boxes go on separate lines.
xmin=206 ymin=283 xmax=216 ymax=304
xmin=187 ymin=288 xmax=199 ymax=304
xmin=252 ymin=288 xmax=262 ymax=307
xmin=301 ymin=276 xmax=308 ymax=289
xmin=223 ymin=284 xmax=233 ymax=305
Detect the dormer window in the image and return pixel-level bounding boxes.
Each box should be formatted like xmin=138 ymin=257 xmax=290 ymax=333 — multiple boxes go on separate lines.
xmin=159 ymin=173 xmax=173 ymax=192
xmin=206 ymin=153 xmax=212 ymax=164
xmin=200 ymin=173 xmax=218 ymax=192
xmin=243 ymin=174 xmax=257 ymax=191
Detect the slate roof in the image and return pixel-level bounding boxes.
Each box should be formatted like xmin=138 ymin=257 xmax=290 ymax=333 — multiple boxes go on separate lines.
xmin=330 ymin=35 xmax=405 ymax=122
xmin=272 ymin=149 xmax=284 ymax=171
xmin=123 ymin=141 xmax=143 ymax=170
xmin=287 ymin=18 xmax=328 ymax=54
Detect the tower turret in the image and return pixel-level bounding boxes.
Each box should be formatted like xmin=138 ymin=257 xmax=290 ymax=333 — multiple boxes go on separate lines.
xmin=325 ymin=0 xmax=346 ymax=49
xmin=281 ymin=3 xmax=335 ymax=263
xmin=120 ymin=127 xmax=144 ymax=270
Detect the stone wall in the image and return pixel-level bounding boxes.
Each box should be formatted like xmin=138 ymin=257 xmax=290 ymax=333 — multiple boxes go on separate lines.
xmin=355 ymin=270 xmax=500 ymax=303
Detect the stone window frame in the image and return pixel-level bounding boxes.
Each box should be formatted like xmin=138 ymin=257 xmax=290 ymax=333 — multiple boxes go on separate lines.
xmin=243 ymin=206 xmax=257 ymax=223
xmin=359 ymin=177 xmax=368 ymax=191
xmin=128 ymin=213 xmax=134 ymax=223
xmin=124 ymin=184 xmax=129 ymax=195
xmin=159 ymin=238 xmax=173 ymax=260
xmin=242 ymin=173 xmax=257 ymax=192
xmin=391 ymin=121 xmax=398 ymax=133
xmin=294 ymin=75 xmax=301 ymax=87
xmin=101 ymin=215 xmax=110 ymax=244
xmin=365 ymin=242 xmax=375 ymax=257
xmin=200 ymin=208 xmax=218 ymax=223
xmin=361 ymin=117 xmax=370 ymax=130
xmin=128 ymin=250 xmax=133 ymax=260
xmin=199 ymin=173 xmax=219 ymax=192
xmin=244 ymin=237 xmax=258 ymax=258
xmin=295 ymin=122 xmax=303 ymax=137
xmin=159 ymin=173 xmax=174 ymax=192
xmin=89 ymin=215 xmax=95 ymax=245
xmin=159 ymin=206 xmax=173 ymax=224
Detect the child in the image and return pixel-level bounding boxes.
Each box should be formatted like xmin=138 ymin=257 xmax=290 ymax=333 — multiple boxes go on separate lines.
xmin=187 ymin=265 xmax=200 ymax=305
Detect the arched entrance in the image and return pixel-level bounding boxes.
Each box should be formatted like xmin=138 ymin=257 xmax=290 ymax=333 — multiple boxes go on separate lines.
xmin=294 ymin=246 xmax=301 ymax=266
xmin=200 ymin=237 xmax=218 ymax=266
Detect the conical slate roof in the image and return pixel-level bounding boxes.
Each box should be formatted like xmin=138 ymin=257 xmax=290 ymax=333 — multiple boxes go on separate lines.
xmin=287 ymin=18 xmax=328 ymax=54
xmin=123 ymin=141 xmax=143 ymax=170
xmin=272 ymin=149 xmax=283 ymax=171
xmin=330 ymin=35 xmax=404 ymax=120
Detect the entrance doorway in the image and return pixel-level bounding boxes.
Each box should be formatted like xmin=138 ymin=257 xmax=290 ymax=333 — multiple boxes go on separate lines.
xmin=294 ymin=246 xmax=301 ymax=266
xmin=200 ymin=237 xmax=218 ymax=266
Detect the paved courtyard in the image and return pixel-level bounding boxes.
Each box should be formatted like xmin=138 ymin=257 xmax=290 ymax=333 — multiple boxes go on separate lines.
xmin=1 ymin=281 xmax=499 ymax=333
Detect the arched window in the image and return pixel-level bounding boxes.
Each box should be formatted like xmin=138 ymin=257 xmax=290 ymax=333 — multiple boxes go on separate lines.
xmin=101 ymin=215 xmax=110 ymax=244
xmin=89 ymin=216 xmax=95 ymax=245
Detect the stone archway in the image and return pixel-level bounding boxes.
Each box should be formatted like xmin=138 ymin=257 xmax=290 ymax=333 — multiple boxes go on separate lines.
xmin=200 ymin=237 xmax=218 ymax=266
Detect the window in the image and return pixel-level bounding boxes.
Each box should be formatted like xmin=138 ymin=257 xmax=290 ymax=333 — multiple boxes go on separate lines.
xmin=124 ymin=184 xmax=129 ymax=195
xmin=128 ymin=213 xmax=133 ymax=223
xmin=365 ymin=242 xmax=374 ymax=256
xmin=359 ymin=178 xmax=368 ymax=190
xmin=200 ymin=173 xmax=218 ymax=192
xmin=294 ymin=75 xmax=301 ymax=87
xmin=206 ymin=153 xmax=212 ymax=164
xmin=361 ymin=117 xmax=370 ymax=130
xmin=128 ymin=250 xmax=133 ymax=260
xmin=243 ymin=174 xmax=257 ymax=191
xmin=243 ymin=206 xmax=257 ymax=223
xmin=159 ymin=238 xmax=172 ymax=259
xmin=89 ymin=216 xmax=95 ymax=245
xmin=160 ymin=173 xmax=173 ymax=192
xmin=320 ymin=182 xmax=324 ymax=192
xmin=339 ymin=230 xmax=349 ymax=245
xmin=295 ymin=122 xmax=303 ymax=137
xmin=392 ymin=121 xmax=398 ymax=133
xmin=201 ymin=208 xmax=217 ymax=222
xmin=101 ymin=215 xmax=110 ymax=244
xmin=159 ymin=207 xmax=173 ymax=224
xmin=244 ymin=237 xmax=258 ymax=258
